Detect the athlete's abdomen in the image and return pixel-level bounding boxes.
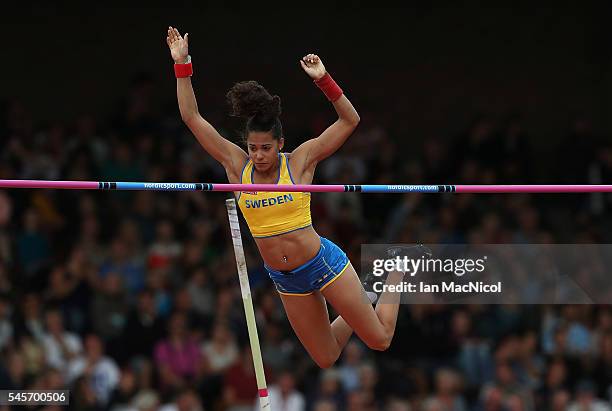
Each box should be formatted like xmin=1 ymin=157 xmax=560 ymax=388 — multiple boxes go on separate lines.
xmin=254 ymin=225 xmax=320 ymax=270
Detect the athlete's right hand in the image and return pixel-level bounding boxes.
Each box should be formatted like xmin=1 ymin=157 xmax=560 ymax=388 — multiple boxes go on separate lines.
xmin=167 ymin=26 xmax=189 ymax=64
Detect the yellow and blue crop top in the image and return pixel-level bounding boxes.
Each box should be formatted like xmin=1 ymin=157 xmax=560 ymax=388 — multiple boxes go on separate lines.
xmin=237 ymin=153 xmax=312 ymax=238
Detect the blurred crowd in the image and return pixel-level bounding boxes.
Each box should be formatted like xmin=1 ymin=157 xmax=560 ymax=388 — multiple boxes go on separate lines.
xmin=0 ymin=76 xmax=611 ymax=411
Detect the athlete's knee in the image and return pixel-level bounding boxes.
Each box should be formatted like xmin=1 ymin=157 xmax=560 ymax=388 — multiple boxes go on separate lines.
xmin=315 ymin=357 xmax=337 ymax=369
xmin=365 ymin=331 xmax=393 ymax=351
xmin=312 ymin=351 xmax=340 ymax=369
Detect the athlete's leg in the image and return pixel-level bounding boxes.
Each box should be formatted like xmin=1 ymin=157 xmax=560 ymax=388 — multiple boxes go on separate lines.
xmin=279 ymin=292 xmax=353 ymax=368
xmin=321 ymin=263 xmax=404 ymax=351
xmin=330 ymin=314 xmax=353 ymax=349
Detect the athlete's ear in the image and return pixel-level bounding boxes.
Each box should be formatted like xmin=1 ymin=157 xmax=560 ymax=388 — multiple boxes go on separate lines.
xmin=278 ymin=137 xmax=285 ymax=151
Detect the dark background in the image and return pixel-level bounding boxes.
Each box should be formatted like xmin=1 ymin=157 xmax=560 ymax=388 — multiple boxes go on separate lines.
xmin=3 ymin=3 xmax=612 ymax=142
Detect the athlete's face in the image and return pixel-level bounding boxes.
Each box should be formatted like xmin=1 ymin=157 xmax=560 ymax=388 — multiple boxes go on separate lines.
xmin=247 ymin=132 xmax=284 ymax=173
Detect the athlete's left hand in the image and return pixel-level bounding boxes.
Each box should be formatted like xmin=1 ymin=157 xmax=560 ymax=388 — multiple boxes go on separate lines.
xmin=300 ymin=53 xmax=326 ymax=80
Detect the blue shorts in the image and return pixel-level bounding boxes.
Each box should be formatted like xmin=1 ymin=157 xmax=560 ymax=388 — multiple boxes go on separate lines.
xmin=264 ymin=237 xmax=350 ymax=296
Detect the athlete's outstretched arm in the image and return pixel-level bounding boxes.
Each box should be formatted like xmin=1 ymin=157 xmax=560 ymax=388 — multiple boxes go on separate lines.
xmin=291 ymin=54 xmax=360 ymax=170
xmin=167 ymin=27 xmax=247 ymax=174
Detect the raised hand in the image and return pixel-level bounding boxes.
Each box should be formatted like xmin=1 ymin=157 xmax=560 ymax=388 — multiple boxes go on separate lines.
xmin=300 ymin=53 xmax=326 ymax=81
xmin=166 ymin=26 xmax=189 ymax=64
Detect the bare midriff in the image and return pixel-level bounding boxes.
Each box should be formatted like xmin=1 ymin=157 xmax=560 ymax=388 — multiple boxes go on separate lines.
xmin=254 ymin=225 xmax=321 ymax=271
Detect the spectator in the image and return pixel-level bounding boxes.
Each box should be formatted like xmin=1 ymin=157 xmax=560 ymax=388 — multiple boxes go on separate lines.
xmin=0 ymin=296 xmax=13 ymax=352
xmin=1 ymin=349 xmax=27 ymax=389
xmin=67 ymin=334 xmax=120 ymax=407
xmin=17 ymin=208 xmax=51 ymax=278
xmin=18 ymin=334 xmax=46 ymax=378
xmin=122 ymin=289 xmax=165 ymax=359
xmin=41 ymin=309 xmax=82 ymax=375
xmin=148 ymin=220 xmax=183 ymax=272
xmin=310 ymin=368 xmax=345 ymax=410
xmin=107 ymin=367 xmax=139 ymax=411
xmin=98 ymin=238 xmax=145 ymax=297
xmin=90 ymin=272 xmax=129 ymax=342
xmin=423 ymin=368 xmax=467 ymax=411
xmin=548 ymin=389 xmax=570 ymax=411
xmin=159 ymin=388 xmax=203 ymax=411
xmin=0 ymin=192 xmax=14 ymax=267
xmin=474 ymin=385 xmax=506 ymax=411
xmin=338 ymin=341 xmax=365 ymax=392
xmin=202 ymin=321 xmax=239 ymax=374
xmin=154 ymin=313 xmax=204 ymax=392
xmin=567 ymin=380 xmax=611 ymax=411
xmin=312 ymin=400 xmax=337 ymax=411
xmin=185 ymin=267 xmax=215 ymax=320
xmin=224 ymin=346 xmax=269 ymax=411
xmin=261 ymin=321 xmax=295 ymax=373
xmin=14 ymin=293 xmax=46 ymax=344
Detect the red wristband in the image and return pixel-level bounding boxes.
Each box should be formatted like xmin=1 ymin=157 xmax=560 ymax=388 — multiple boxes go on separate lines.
xmin=174 ymin=62 xmax=193 ymax=78
xmin=314 ymin=73 xmax=343 ymax=102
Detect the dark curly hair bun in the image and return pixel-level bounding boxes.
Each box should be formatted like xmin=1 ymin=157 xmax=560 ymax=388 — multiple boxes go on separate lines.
xmin=226 ymin=81 xmax=283 ymax=139
xmin=227 ymin=81 xmax=281 ymax=122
